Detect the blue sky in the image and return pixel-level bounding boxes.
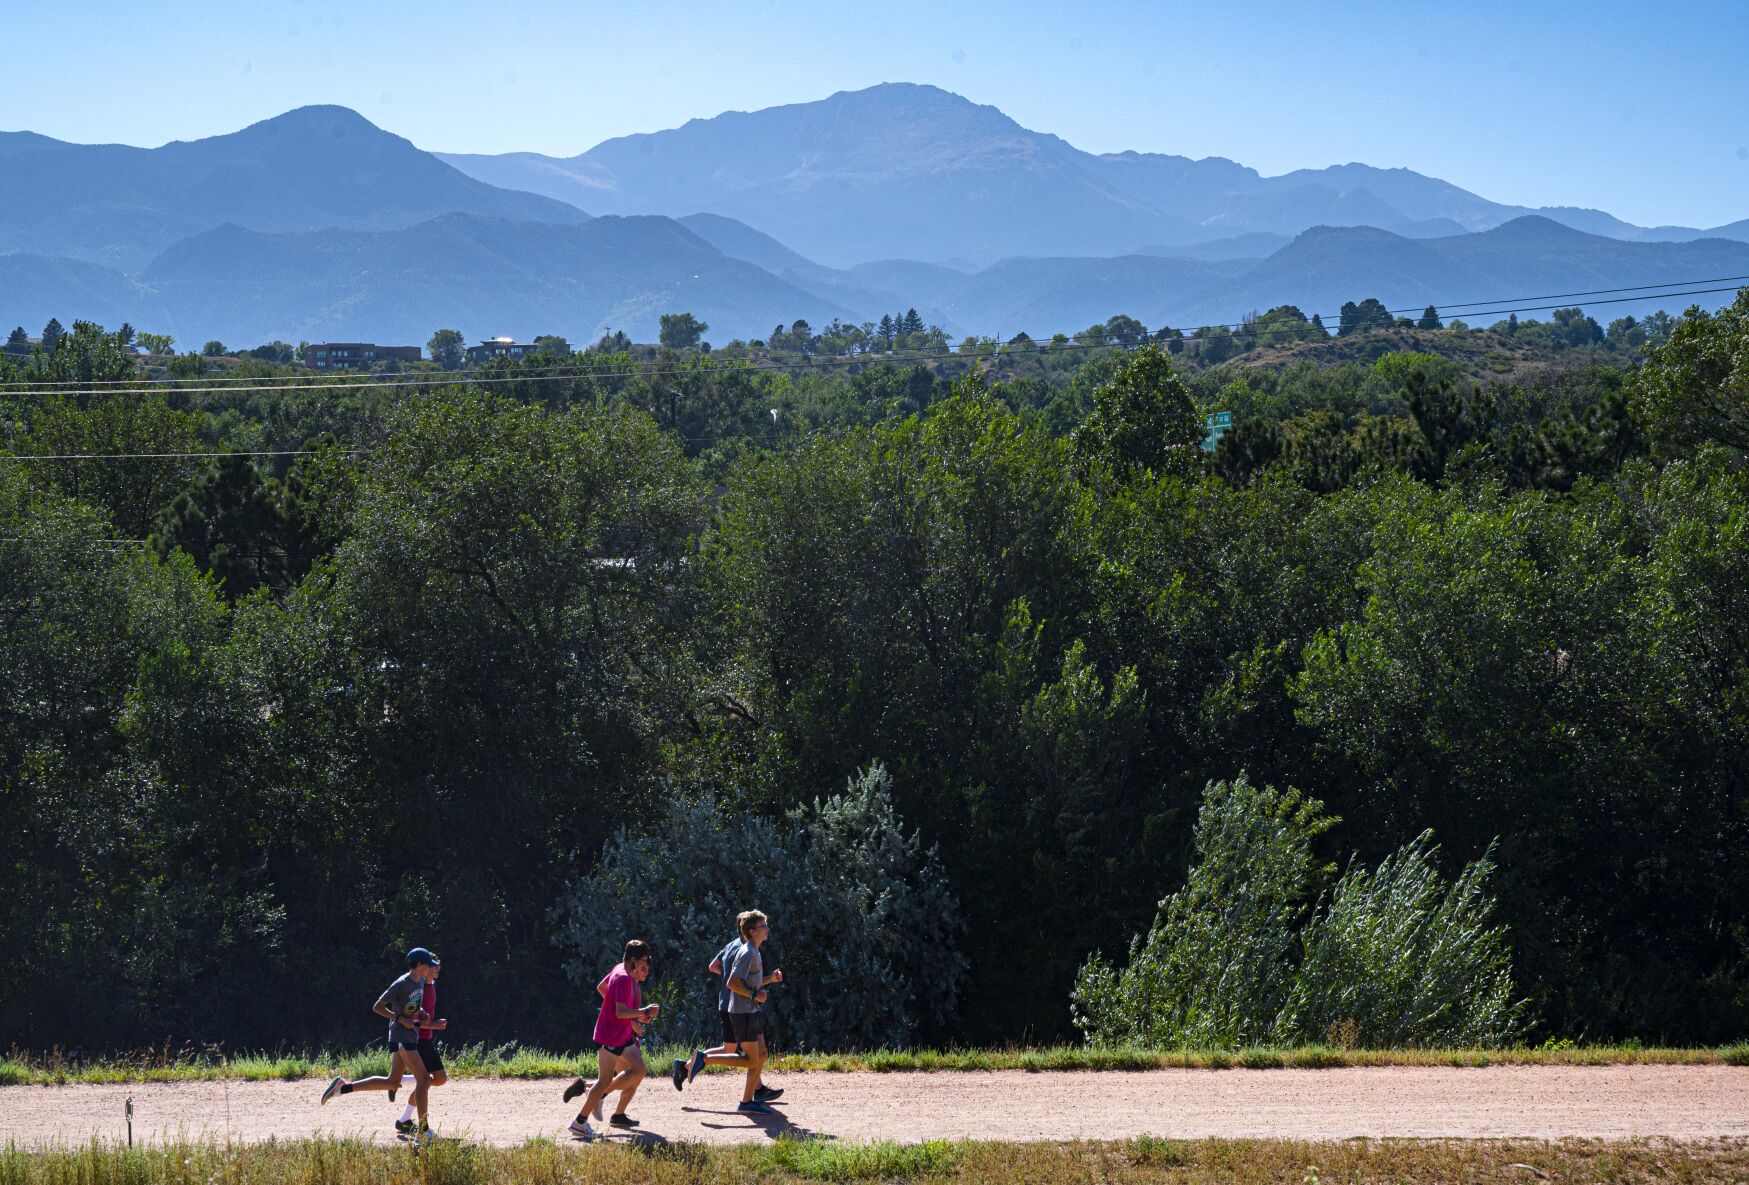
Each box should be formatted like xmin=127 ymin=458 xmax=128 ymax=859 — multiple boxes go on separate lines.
xmin=5 ymin=0 xmax=1746 ymax=228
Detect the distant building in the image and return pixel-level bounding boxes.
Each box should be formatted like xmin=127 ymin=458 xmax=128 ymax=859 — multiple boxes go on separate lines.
xmin=305 ymin=342 xmax=421 ymax=370
xmin=465 ymin=337 xmax=542 ymax=364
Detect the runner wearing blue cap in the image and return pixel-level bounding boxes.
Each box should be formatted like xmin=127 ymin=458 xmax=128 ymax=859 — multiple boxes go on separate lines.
xmin=320 ymin=948 xmax=445 ymax=1140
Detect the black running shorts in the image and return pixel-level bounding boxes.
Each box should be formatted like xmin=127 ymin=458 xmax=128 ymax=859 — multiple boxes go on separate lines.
xmin=417 ymin=1038 xmax=444 ymax=1074
xmin=720 ymin=1009 xmax=736 ymax=1044
xmin=728 ymin=1011 xmax=764 ymax=1045
xmin=599 ymin=1039 xmax=638 ymax=1056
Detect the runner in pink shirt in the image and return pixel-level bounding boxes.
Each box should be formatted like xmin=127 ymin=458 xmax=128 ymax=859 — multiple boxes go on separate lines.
xmin=563 ymin=940 xmax=658 ymax=1141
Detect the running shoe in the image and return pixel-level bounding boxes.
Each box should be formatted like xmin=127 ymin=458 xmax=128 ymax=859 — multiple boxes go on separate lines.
xmin=754 ymin=1086 xmax=784 ymax=1102
xmin=737 ymin=1099 xmax=777 ymax=1115
xmin=320 ymin=1076 xmax=344 ymax=1106
xmin=394 ymin=1119 xmax=415 ymax=1135
xmin=670 ymin=1058 xmax=687 ymax=1092
xmin=388 ymin=1084 xmax=397 ymax=1102
xmin=561 ymin=1076 xmax=588 ymax=1103
xmin=608 ymin=1113 xmax=639 ymax=1128
xmin=567 ymin=1118 xmax=595 ymax=1142
xmin=688 ymin=1049 xmax=707 ymax=1084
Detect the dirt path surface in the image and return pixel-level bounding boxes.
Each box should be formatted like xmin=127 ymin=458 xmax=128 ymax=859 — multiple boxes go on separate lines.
xmin=4 ymin=1067 xmax=1747 ymax=1147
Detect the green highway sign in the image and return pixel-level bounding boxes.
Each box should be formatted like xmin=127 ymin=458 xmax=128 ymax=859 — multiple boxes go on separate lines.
xmin=1202 ymin=410 xmax=1232 ymax=452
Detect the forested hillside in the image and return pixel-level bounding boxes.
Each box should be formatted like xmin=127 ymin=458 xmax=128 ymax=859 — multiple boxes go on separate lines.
xmin=1 ymin=295 xmax=1746 ymax=1053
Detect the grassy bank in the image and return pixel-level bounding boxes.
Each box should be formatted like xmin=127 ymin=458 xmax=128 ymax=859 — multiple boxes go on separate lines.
xmin=4 ymin=1041 xmax=1748 ymax=1086
xmin=3 ymin=1136 xmax=1747 ymax=1185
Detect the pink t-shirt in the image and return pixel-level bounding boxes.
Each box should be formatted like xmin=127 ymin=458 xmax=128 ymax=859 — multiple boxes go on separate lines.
xmin=419 ymin=982 xmax=437 ymax=1040
xmin=592 ymin=963 xmax=641 ymax=1047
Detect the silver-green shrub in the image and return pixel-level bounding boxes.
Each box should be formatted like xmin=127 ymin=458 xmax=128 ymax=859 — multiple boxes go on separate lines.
xmin=1071 ymin=775 xmax=1527 ymax=1048
xmin=1070 ymin=774 xmax=1334 ymax=1047
xmin=550 ymin=765 xmax=964 ymax=1050
xmin=1280 ymin=832 xmax=1525 ymax=1047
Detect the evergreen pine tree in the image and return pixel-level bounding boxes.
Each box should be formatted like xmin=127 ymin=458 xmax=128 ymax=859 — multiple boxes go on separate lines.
xmin=1417 ymin=305 xmax=1443 ymax=330
xmin=901 ymin=308 xmax=925 ymax=336
xmin=878 ymin=314 xmax=896 ymax=348
xmin=151 ymin=455 xmax=302 ymax=599
xmin=4 ymin=326 xmax=29 ymax=357
xmin=41 ymin=318 xmax=65 ymax=351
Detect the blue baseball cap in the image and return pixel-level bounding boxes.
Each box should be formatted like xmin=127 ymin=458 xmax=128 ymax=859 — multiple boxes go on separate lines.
xmin=407 ymin=947 xmax=441 ymax=968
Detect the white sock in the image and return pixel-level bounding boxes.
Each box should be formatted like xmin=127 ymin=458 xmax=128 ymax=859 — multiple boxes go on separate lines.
xmin=400 ymin=1104 xmax=415 ymax=1122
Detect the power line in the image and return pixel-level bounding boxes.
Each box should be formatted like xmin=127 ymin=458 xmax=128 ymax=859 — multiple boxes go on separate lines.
xmin=0 ymin=280 xmax=1732 ymax=406
xmin=0 ymin=272 xmax=1719 ymax=465
xmin=0 ymin=448 xmax=362 ymax=462
xmin=3 ymin=274 xmax=1741 ymax=397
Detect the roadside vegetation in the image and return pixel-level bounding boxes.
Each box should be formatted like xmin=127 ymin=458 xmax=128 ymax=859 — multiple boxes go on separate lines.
xmin=4 ymin=1042 xmax=1747 ymax=1086
xmin=3 ymin=1135 xmax=1746 ymax=1185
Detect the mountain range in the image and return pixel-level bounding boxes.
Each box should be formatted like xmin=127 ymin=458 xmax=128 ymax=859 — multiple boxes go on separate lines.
xmin=437 ymin=83 xmax=1749 ymax=269
xmin=0 ymin=105 xmax=584 ymax=272
xmin=2 ymin=85 xmax=1745 ymax=347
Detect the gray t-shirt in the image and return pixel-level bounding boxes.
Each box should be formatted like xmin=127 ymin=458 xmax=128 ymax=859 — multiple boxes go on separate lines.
xmin=715 ymin=938 xmax=743 ymax=1012
xmin=726 ymin=942 xmax=763 ymax=1014
xmin=378 ymin=973 xmax=425 ymax=1044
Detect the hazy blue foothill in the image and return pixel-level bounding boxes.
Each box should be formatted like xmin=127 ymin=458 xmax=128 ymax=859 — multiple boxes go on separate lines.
xmin=36 ymin=214 xmax=1742 ymax=349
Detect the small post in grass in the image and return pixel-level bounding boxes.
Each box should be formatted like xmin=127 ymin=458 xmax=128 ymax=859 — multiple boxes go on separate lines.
xmin=125 ymin=1096 xmax=133 ymax=1147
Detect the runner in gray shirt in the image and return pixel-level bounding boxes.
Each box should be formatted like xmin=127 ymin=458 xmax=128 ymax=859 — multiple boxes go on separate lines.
xmin=320 ymin=948 xmax=442 ymax=1138
xmin=678 ymin=910 xmax=783 ymax=1114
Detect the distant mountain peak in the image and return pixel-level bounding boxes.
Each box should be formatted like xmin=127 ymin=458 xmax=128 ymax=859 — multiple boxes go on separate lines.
xmin=226 ymin=104 xmax=391 ymax=142
xmin=1475 ymin=214 xmax=1599 ymax=242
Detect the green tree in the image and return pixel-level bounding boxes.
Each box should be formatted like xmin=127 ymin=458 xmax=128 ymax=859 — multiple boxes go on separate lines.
xmin=151 ymin=455 xmax=313 ymax=599
xmin=1552 ymin=307 xmax=1603 ymax=347
xmin=5 ymin=326 xmax=33 ymax=357
xmin=136 ymin=332 xmax=174 ymax=356
xmin=16 ymin=393 xmax=205 ymax=537
xmin=1628 ymin=289 xmax=1749 ymax=454
xmin=1102 ymin=314 xmax=1149 ymax=349
xmin=1192 ymin=324 xmax=1239 ymax=363
xmin=1338 ymin=298 xmax=1393 ymax=336
xmin=1417 ymin=305 xmax=1443 ymax=330
xmin=319 ymin=392 xmax=706 ymax=1014
xmin=1071 ymin=345 xmax=1203 ymax=475
xmin=426 ymin=328 xmax=465 ymax=370
xmin=40 ymin=318 xmax=65 ymax=351
xmin=659 ymin=312 xmax=709 ymax=350
xmin=202 ymin=340 xmax=228 ymax=357
xmin=900 ymin=308 xmax=925 ymax=337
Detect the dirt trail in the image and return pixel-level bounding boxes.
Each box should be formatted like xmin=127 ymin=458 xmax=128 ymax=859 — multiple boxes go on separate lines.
xmin=3 ymin=1066 xmax=1747 ymax=1147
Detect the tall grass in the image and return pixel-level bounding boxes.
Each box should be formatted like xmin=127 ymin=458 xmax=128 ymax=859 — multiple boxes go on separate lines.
xmin=1 ymin=1137 xmax=1743 ymax=1185
xmin=0 ymin=1041 xmax=1739 ymax=1086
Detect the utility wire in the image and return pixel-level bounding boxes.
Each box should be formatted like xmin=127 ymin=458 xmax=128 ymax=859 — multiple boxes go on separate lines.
xmin=0 ymin=281 xmax=1737 ymax=405
xmin=3 ymin=274 xmax=1742 ymax=398
xmin=0 ymin=448 xmax=363 ymax=462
